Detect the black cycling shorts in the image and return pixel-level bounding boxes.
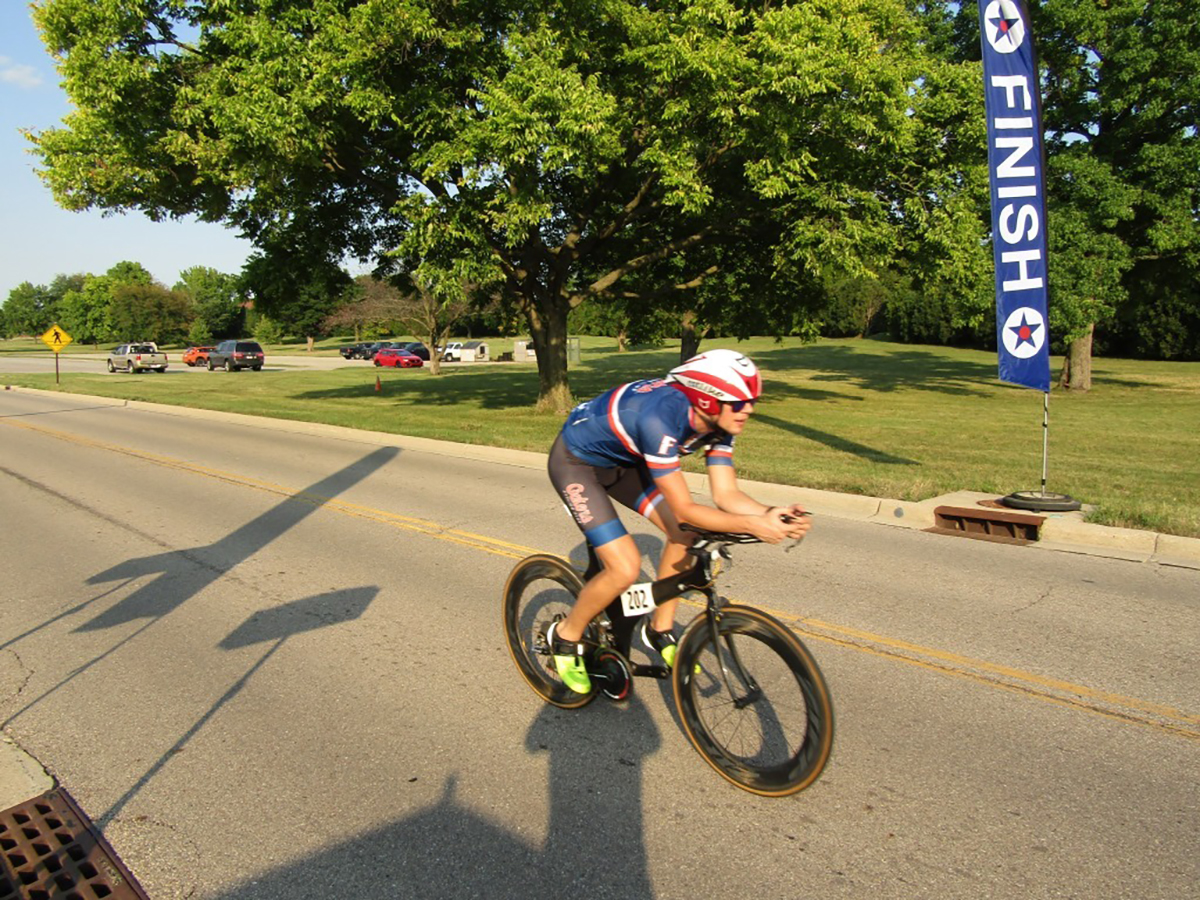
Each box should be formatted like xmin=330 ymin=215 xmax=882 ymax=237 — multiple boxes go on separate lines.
xmin=547 ymin=433 xmax=664 ymax=547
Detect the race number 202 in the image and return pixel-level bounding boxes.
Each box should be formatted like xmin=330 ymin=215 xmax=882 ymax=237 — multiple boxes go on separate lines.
xmin=620 ymin=582 xmax=656 ymax=617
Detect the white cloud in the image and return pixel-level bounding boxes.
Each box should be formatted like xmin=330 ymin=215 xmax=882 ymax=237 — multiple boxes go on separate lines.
xmin=0 ymin=56 xmax=43 ymax=89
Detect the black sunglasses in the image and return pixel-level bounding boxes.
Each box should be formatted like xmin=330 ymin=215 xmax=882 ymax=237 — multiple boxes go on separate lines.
xmin=723 ymin=399 xmax=757 ymax=412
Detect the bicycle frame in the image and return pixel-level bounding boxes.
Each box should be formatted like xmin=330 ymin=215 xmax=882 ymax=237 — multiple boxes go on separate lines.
xmin=583 ymin=536 xmax=754 ymax=696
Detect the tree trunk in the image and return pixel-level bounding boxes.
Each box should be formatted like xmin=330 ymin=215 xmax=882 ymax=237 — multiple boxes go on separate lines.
xmin=680 ymin=311 xmax=701 ymax=362
xmin=426 ymin=329 xmax=442 ymax=375
xmin=1058 ymin=323 xmax=1094 ymax=391
xmin=527 ymin=295 xmax=573 ymax=413
xmin=616 ymin=326 xmax=627 ymax=353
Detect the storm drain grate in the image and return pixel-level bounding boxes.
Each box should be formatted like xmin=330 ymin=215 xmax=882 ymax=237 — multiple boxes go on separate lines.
xmin=0 ymin=788 xmax=149 ymax=900
xmin=929 ymin=504 xmax=1044 ymax=545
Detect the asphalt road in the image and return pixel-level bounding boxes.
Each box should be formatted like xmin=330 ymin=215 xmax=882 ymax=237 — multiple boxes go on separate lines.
xmin=0 ymin=390 xmax=1197 ymax=900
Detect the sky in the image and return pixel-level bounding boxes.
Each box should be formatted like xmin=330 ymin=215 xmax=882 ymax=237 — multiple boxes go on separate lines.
xmin=0 ymin=3 xmax=254 ymax=302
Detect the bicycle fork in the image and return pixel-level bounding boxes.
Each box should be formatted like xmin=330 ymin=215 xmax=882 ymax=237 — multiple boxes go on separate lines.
xmin=705 ymin=603 xmax=763 ymax=708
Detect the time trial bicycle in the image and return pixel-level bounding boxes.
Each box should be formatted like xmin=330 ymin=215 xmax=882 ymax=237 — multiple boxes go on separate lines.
xmin=502 ymin=524 xmax=834 ymax=797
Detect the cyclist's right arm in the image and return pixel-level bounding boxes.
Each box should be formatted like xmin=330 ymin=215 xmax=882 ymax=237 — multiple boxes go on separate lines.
xmin=653 ymin=469 xmax=794 ymax=544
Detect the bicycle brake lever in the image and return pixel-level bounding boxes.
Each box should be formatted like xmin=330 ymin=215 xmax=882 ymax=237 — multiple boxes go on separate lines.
xmin=781 ymin=511 xmax=812 ymax=552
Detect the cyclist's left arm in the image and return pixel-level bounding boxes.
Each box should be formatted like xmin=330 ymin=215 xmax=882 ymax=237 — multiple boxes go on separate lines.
xmin=707 ymin=460 xmax=811 ymax=538
xmin=706 ymin=464 xmax=771 ymax=515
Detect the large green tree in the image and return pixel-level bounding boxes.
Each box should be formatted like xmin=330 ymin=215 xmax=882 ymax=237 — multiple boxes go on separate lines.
xmin=240 ymin=248 xmax=351 ymax=350
xmin=2 ymin=283 xmax=53 ymax=338
xmin=174 ymin=266 xmax=245 ymax=339
xmin=57 ymin=262 xmax=154 ymax=344
xmin=31 ymin=0 xmax=948 ymax=409
xmin=110 ymin=282 xmax=193 ymax=343
xmin=3 ymin=274 xmax=88 ymax=338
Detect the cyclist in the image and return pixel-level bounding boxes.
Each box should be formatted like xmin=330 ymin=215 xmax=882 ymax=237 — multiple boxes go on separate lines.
xmin=546 ymin=348 xmax=811 ymax=693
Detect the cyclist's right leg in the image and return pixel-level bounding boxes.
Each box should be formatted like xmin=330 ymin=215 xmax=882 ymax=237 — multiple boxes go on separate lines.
xmin=547 ymin=436 xmax=644 ymax=691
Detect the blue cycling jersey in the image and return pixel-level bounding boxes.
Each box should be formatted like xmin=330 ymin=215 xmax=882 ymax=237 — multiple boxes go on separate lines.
xmin=561 ymin=379 xmax=735 ymax=477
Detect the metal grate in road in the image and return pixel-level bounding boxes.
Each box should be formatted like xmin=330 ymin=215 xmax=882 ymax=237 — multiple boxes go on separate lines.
xmin=0 ymin=788 xmax=149 ymax=899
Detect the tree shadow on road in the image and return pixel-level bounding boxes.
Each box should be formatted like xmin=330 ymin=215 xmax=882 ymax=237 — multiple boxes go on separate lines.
xmin=75 ymin=446 xmax=398 ymax=632
xmin=1 ymin=447 xmax=398 ymax=785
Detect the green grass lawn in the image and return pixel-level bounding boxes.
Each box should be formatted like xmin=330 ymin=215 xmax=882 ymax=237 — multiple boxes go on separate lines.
xmin=4 ymin=335 xmax=1198 ymax=538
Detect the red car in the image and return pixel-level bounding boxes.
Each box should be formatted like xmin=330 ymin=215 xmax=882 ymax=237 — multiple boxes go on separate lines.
xmin=374 ymin=348 xmax=424 ymax=369
xmin=182 ymin=345 xmax=214 ymax=366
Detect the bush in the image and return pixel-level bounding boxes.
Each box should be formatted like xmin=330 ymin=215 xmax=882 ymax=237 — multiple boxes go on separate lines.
xmin=252 ymin=316 xmax=285 ymax=347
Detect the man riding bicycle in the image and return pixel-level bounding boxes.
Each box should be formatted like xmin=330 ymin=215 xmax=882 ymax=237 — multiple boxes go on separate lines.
xmin=546 ymin=349 xmax=811 ymax=694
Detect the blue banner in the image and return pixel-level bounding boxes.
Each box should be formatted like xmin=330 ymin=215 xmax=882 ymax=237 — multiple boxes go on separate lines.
xmin=979 ymin=0 xmax=1051 ymax=392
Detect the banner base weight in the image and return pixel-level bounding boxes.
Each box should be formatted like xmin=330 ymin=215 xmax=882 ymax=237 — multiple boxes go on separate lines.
xmin=1002 ymin=491 xmax=1081 ymax=513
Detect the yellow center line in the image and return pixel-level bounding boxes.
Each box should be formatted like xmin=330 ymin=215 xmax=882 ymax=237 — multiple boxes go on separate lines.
xmin=3 ymin=418 xmax=536 ymax=560
xmin=7 ymin=417 xmax=1198 ymax=740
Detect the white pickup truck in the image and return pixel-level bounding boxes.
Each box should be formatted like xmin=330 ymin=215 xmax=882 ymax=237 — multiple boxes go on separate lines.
xmin=107 ymin=342 xmax=169 ymax=373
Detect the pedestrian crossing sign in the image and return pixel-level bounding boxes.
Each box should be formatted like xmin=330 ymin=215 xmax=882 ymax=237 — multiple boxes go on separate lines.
xmin=40 ymin=324 xmax=73 ymax=352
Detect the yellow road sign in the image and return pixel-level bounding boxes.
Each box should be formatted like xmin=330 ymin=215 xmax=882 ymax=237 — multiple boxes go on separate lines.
xmin=40 ymin=324 xmax=73 ymax=352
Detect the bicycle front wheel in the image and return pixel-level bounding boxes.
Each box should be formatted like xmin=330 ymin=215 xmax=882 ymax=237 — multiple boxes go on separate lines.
xmin=502 ymin=554 xmax=596 ymax=709
xmin=673 ymin=606 xmax=834 ymax=797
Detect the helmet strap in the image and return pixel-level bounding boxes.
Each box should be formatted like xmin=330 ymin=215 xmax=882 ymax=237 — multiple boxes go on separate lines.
xmin=691 ymin=406 xmax=718 ymax=432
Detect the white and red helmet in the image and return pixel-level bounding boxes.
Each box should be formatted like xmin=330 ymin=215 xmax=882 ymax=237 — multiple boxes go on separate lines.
xmin=665 ymin=349 xmax=762 ymax=415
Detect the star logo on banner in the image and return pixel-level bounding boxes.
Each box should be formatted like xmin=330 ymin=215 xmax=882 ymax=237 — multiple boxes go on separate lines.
xmin=1002 ymin=306 xmax=1046 ymax=359
xmin=983 ymin=0 xmax=1026 ymax=54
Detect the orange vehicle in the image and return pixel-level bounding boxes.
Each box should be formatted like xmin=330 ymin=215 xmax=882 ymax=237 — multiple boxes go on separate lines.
xmin=182 ymin=345 xmax=214 ymax=367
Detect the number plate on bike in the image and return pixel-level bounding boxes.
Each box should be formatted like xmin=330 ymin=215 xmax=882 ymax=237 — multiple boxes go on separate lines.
xmin=619 ymin=582 xmax=656 ymax=617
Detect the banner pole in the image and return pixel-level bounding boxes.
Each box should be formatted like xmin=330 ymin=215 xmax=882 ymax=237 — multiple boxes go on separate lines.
xmin=1041 ymin=391 xmax=1049 ymax=495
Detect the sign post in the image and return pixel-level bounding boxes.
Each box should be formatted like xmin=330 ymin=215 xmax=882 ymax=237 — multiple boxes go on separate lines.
xmin=978 ymin=0 xmax=1079 ymax=512
xmin=40 ymin=324 xmax=74 ymax=385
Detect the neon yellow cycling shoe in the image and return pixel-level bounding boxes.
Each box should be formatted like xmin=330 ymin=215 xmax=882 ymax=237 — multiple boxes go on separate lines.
xmin=547 ymin=621 xmax=592 ymax=694
xmin=640 ymin=620 xmax=679 ymax=668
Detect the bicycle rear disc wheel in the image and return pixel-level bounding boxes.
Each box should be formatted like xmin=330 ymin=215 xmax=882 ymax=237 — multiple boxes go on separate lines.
xmin=502 ymin=554 xmax=596 ymax=709
xmin=674 ymin=606 xmax=834 ymax=797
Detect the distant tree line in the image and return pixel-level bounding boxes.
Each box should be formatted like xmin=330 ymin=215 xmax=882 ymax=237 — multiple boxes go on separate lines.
xmin=0 ymin=261 xmax=515 ymax=350
xmin=14 ymin=0 xmax=1198 ymax=402
xmin=1 ymin=262 xmax=247 ymax=346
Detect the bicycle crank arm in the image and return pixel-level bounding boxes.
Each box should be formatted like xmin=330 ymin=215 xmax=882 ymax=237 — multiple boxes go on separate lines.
xmin=631 ymin=663 xmax=670 ymax=679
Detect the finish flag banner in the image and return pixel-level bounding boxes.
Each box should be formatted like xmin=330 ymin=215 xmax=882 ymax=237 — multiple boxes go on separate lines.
xmin=979 ymin=0 xmax=1051 ymax=392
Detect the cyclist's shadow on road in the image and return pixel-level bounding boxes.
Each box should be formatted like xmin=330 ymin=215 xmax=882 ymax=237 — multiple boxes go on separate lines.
xmin=207 ymin=698 xmax=661 ymax=900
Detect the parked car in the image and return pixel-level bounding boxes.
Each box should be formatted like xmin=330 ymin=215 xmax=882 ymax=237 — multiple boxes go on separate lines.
xmin=374 ymin=348 xmax=424 ymax=368
xmin=207 ymin=340 xmax=265 ymax=371
xmin=359 ymin=341 xmax=392 ymax=360
xmin=441 ymin=341 xmax=464 ymax=362
xmin=182 ymin=345 xmax=214 ymax=367
xmin=339 ymin=342 xmax=371 ymax=359
xmin=107 ymin=342 xmax=169 ymax=373
xmin=396 ymin=341 xmax=431 ymax=360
